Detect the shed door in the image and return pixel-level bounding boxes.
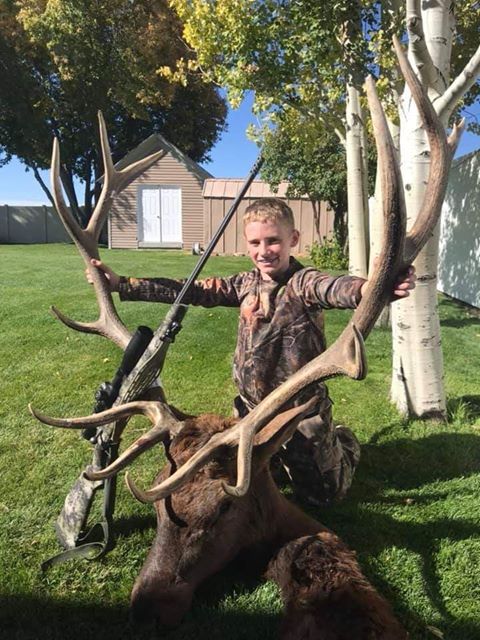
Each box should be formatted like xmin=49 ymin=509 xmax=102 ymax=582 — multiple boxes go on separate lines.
xmin=141 ymin=188 xmax=161 ymax=243
xmin=160 ymin=187 xmax=182 ymax=243
xmin=140 ymin=187 xmax=182 ymax=245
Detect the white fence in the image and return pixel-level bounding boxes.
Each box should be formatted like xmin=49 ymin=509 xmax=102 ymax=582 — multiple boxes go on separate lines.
xmin=0 ymin=205 xmax=70 ymax=244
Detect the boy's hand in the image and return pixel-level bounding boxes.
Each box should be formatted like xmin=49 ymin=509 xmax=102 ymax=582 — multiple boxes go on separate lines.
xmin=391 ymin=266 xmax=416 ymax=300
xmin=360 ymin=266 xmax=416 ymax=301
xmin=86 ymin=259 xmax=121 ymax=292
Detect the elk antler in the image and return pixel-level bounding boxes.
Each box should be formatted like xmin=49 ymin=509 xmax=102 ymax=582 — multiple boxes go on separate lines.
xmin=125 ymin=35 xmax=460 ymax=502
xmin=29 ymin=401 xmax=181 ymax=480
xmin=50 ymin=111 xmax=166 ymax=350
xmin=125 ymin=397 xmax=319 ymax=504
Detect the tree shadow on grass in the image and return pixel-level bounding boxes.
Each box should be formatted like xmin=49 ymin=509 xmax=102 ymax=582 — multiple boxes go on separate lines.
xmin=0 ymin=592 xmax=279 ymax=640
xmin=300 ymin=428 xmax=480 ymax=640
xmin=438 ymin=297 xmax=480 ymax=327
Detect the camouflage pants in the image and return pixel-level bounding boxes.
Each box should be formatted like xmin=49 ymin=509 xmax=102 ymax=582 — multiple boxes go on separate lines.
xmin=234 ymin=395 xmax=360 ymax=507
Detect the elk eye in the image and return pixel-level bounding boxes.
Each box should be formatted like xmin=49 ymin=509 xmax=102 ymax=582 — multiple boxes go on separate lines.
xmin=219 ymin=501 xmax=231 ymax=516
xmin=212 ymin=500 xmax=232 ymax=523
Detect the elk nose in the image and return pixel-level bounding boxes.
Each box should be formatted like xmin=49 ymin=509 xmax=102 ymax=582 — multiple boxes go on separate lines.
xmin=130 ymin=582 xmax=193 ymax=627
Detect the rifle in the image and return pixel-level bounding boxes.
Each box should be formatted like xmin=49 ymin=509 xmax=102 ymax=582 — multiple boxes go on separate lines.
xmin=42 ymin=154 xmax=264 ymax=569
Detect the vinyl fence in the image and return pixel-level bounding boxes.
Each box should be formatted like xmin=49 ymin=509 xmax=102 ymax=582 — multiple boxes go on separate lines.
xmin=0 ymin=205 xmax=70 ymax=244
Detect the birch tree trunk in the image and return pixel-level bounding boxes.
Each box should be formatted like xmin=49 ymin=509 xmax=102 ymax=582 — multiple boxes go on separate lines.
xmin=346 ymin=83 xmax=369 ymax=278
xmin=390 ymin=0 xmax=480 ymax=418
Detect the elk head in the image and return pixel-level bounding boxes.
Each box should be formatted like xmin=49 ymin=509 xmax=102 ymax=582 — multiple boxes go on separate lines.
xmin=32 ymin=397 xmax=328 ymax=625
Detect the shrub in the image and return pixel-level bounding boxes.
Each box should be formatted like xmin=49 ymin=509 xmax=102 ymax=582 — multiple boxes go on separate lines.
xmin=309 ymin=235 xmax=348 ymax=271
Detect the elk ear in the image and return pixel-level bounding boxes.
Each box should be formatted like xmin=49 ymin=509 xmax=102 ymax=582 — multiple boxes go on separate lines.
xmin=253 ymin=398 xmax=318 ymax=469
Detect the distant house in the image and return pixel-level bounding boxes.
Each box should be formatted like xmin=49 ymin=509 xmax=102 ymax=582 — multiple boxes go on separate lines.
xmin=109 ymin=134 xmax=212 ymax=251
xmin=438 ymin=149 xmax=480 ymax=308
xmin=203 ymin=179 xmax=334 ymax=255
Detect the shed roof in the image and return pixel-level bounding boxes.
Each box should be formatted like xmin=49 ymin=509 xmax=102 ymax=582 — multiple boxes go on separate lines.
xmin=203 ymin=179 xmax=309 ymax=199
xmin=115 ymin=133 xmax=213 ymax=182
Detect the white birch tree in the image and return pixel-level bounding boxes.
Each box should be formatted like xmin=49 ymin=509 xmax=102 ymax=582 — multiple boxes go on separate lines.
xmin=346 ymin=81 xmax=370 ymax=279
xmin=390 ymin=0 xmax=480 ymax=418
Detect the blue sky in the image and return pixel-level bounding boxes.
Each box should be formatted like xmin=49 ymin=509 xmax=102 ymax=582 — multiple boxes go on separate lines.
xmin=0 ymin=93 xmax=479 ymax=206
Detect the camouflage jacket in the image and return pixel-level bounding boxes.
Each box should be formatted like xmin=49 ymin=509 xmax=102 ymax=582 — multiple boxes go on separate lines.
xmin=118 ymin=259 xmax=365 ymax=408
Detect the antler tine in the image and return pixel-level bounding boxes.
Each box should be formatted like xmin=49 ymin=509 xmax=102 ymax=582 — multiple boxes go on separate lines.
xmin=51 ymin=131 xmax=132 ymax=349
xmin=29 ymin=400 xmax=180 ymax=481
xmin=351 ymin=73 xmax=406 ymax=340
xmin=51 ymin=137 xmax=89 ymax=251
xmin=86 ymin=111 xmax=167 ymax=241
xmin=391 ymin=35 xmax=453 ymax=266
xmin=29 ymin=400 xmax=159 ymax=429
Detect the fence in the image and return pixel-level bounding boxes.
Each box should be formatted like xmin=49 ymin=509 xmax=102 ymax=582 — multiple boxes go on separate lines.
xmin=0 ymin=205 xmax=70 ymax=244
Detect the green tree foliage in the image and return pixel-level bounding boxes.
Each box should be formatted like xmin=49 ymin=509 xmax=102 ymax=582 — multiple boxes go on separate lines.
xmin=260 ymin=119 xmax=349 ymax=245
xmin=168 ymin=0 xmax=479 ymax=194
xmin=0 ymin=0 xmax=227 ymax=223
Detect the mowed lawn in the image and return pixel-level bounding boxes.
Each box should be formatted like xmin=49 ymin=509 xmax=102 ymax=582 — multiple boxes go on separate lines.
xmin=0 ymin=243 xmax=479 ymax=640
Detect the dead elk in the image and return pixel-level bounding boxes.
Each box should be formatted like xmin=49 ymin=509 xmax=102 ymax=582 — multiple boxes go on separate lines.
xmin=266 ymin=534 xmax=409 ymax=640
xmin=34 ymin=400 xmax=406 ymax=634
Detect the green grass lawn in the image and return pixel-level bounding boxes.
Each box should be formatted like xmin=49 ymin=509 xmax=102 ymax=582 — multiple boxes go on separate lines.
xmin=0 ymin=244 xmax=479 ymax=640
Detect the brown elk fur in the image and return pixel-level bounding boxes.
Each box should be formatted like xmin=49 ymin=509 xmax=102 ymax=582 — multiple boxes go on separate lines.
xmin=266 ymin=534 xmax=408 ymax=639
xmin=130 ymin=415 xmax=406 ymax=638
xmin=130 ymin=413 xmax=323 ymax=625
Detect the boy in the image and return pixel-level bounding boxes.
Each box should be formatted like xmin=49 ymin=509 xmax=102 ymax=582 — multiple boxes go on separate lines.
xmin=90 ymin=198 xmax=414 ymax=506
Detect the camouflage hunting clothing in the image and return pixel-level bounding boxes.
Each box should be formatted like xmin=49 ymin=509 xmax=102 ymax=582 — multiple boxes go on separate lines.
xmin=119 ymin=258 xmax=364 ymax=407
xmin=118 ymin=258 xmax=365 ymax=505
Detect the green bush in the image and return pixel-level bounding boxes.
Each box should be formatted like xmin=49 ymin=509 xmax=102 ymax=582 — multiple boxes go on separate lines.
xmin=309 ymin=235 xmax=348 ymax=270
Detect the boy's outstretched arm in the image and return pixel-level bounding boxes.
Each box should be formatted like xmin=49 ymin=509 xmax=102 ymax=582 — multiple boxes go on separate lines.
xmin=360 ymin=266 xmax=417 ymax=301
xmin=86 ymin=258 xmax=243 ymax=307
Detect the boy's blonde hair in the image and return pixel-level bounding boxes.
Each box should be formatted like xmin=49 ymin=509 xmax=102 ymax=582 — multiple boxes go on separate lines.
xmin=243 ymin=198 xmax=295 ymax=231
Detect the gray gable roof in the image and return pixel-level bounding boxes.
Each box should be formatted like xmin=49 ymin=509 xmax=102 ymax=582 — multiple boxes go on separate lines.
xmin=114 ymin=133 xmax=214 ymax=182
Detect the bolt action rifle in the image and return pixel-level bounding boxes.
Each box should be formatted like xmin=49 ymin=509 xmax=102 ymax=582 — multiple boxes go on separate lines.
xmin=42 ymin=153 xmax=264 ymax=569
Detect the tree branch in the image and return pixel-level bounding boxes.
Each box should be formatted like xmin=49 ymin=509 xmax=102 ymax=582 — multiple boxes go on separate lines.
xmin=436 ymin=44 xmax=480 ymax=120
xmin=31 ymin=164 xmax=55 ymax=208
xmin=335 ymin=127 xmax=346 ymax=146
xmin=406 ymin=0 xmax=444 ymax=95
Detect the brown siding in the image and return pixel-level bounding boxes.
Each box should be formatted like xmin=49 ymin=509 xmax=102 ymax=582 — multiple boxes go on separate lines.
xmin=202 ymin=182 xmax=334 ymax=256
xmin=109 ymin=152 xmax=205 ymax=250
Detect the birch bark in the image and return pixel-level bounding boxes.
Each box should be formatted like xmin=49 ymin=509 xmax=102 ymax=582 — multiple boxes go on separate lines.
xmin=346 ymin=83 xmax=369 ymax=278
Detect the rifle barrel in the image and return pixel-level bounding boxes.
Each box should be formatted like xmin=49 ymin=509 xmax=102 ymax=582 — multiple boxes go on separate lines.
xmin=172 ymin=154 xmax=264 ymax=307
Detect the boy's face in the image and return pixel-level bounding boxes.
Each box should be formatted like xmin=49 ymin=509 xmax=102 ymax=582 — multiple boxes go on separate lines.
xmin=244 ymin=219 xmax=300 ymax=280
